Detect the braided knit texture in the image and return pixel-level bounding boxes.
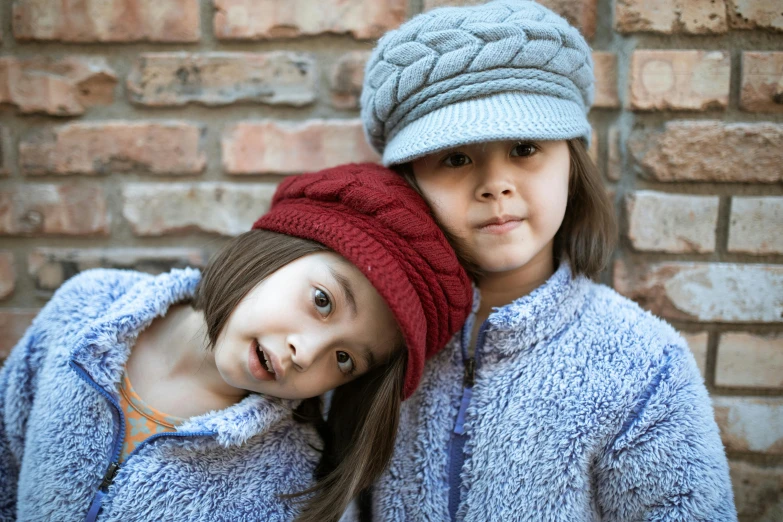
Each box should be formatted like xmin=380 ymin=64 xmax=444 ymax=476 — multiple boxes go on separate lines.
xmin=253 ymin=163 xmax=472 ymax=399
xmin=360 ymin=0 xmax=594 ymax=162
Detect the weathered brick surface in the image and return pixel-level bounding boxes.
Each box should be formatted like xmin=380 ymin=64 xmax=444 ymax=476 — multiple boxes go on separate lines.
xmin=0 ymin=252 xmax=15 ymax=301
xmin=713 ymin=397 xmax=783 ymax=455
xmin=122 ymin=183 xmax=277 ymax=236
xmin=629 ymin=50 xmax=730 ymax=111
xmin=0 ymin=310 xmax=39 ymax=360
xmin=607 ymin=126 xmax=621 ymax=181
xmin=716 ymin=333 xmax=783 ymax=389
xmin=682 ymin=332 xmax=708 ymax=378
xmin=615 ymin=0 xmax=728 ymax=34
xmin=330 ymin=51 xmax=371 ymax=110
xmin=727 ymin=0 xmax=783 ymax=32
xmin=0 ymin=184 xmax=109 ymax=236
xmin=424 ymin=0 xmax=598 ymax=38
xmin=740 ymin=52 xmax=783 ymax=113
xmin=214 ymin=0 xmax=406 ymax=40
xmin=0 ymin=56 xmax=116 ymax=116
xmin=0 ymin=126 xmax=8 ymax=176
xmin=729 ymin=197 xmax=783 ymax=255
xmin=12 ymin=0 xmax=200 ymax=42
xmin=592 ymin=52 xmax=620 ymax=109
xmin=28 ymin=248 xmax=207 ymax=295
xmin=625 ymin=191 xmax=719 ymax=253
xmin=613 ymin=261 xmax=783 ymax=323
xmin=729 ymin=461 xmax=783 ymax=521
xmin=222 ymin=120 xmax=379 ymax=175
xmin=20 ymin=122 xmax=206 ymax=175
xmin=128 ymin=52 xmax=316 ymax=108
xmin=628 ymin=121 xmax=783 ymax=183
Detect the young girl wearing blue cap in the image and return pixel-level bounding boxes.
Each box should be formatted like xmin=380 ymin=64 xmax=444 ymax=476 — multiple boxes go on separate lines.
xmin=359 ymin=1 xmax=736 ymax=520
xmin=0 ymin=164 xmax=471 ymax=522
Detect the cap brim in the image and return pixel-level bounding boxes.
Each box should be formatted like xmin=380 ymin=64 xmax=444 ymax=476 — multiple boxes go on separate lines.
xmin=382 ymin=92 xmax=591 ymax=166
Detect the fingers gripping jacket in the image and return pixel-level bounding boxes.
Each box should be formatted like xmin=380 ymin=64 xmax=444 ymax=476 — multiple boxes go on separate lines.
xmin=254 ymin=163 xmax=473 ymax=400
xmin=360 ymin=0 xmax=595 ymax=164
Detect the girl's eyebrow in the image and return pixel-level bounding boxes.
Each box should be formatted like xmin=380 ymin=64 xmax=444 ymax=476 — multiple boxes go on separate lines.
xmin=327 ymin=265 xmax=357 ymax=318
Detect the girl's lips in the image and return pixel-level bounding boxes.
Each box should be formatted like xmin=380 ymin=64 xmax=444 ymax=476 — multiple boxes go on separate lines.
xmin=248 ymin=340 xmax=276 ymax=381
xmin=477 ymin=219 xmax=523 ymax=234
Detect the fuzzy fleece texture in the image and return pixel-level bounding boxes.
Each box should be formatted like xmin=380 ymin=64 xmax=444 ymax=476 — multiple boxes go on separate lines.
xmin=364 ymin=263 xmax=736 ymax=521
xmin=0 ymin=269 xmax=321 ymax=522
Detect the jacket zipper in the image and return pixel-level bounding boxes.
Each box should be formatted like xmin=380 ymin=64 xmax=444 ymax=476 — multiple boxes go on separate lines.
xmin=69 ymin=360 xmax=214 ymax=522
xmin=447 ymin=321 xmax=488 ymax=522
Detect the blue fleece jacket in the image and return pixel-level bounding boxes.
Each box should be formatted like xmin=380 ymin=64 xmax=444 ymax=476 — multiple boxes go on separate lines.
xmin=0 ymin=269 xmax=321 ymax=522
xmin=367 ymin=263 xmax=736 ymax=521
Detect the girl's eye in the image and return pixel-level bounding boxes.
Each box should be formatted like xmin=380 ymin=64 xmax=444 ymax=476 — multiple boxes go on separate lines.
xmin=336 ymin=351 xmax=355 ymax=375
xmin=511 ymin=142 xmax=537 ymax=157
xmin=313 ymin=289 xmax=332 ymax=316
xmin=442 ymin=152 xmax=471 ymax=168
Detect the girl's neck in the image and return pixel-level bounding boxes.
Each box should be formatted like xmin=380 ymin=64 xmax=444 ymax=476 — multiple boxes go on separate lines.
xmin=127 ymin=304 xmax=246 ymax=418
xmin=476 ymin=245 xmax=556 ymax=319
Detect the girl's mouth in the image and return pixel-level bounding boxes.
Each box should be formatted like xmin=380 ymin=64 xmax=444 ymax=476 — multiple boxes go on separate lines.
xmin=249 ymin=339 xmax=276 ymax=381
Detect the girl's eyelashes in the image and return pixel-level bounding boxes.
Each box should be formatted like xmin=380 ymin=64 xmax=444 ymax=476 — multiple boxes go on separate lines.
xmin=312 ymin=288 xmax=333 ymax=317
xmin=336 ymin=350 xmax=356 ymax=375
xmin=441 ymin=151 xmax=471 ymax=168
xmin=510 ymin=141 xmax=538 ymax=157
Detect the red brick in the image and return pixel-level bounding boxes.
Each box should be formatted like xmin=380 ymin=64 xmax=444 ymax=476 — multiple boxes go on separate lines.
xmin=592 ymin=52 xmax=620 ymax=109
xmin=20 ymin=122 xmax=206 ymax=176
xmin=625 ymin=191 xmax=719 ymax=253
xmin=615 ymin=0 xmax=728 ymax=34
xmin=628 ymin=121 xmax=783 ymax=183
xmin=0 ymin=184 xmax=109 ymax=236
xmin=424 ymin=0 xmax=598 ymax=38
xmin=0 ymin=56 xmax=116 ymax=116
xmin=122 ymin=182 xmax=278 ymax=236
xmin=729 ymin=461 xmax=783 ymax=520
xmin=613 ymin=260 xmax=783 ymax=323
xmin=629 ymin=50 xmax=730 ymax=111
xmin=12 ymin=0 xmax=200 ymax=42
xmin=728 ymin=197 xmax=783 ymax=255
xmin=607 ymin=126 xmax=621 ymax=181
xmin=713 ymin=397 xmax=783 ymax=455
xmin=214 ymin=0 xmax=406 ymax=40
xmin=222 ymin=120 xmax=379 ymax=175
xmin=740 ymin=52 xmax=783 ymax=113
xmin=716 ymin=333 xmax=783 ymax=389
xmin=0 ymin=251 xmax=15 ymax=300
xmin=0 ymin=309 xmax=39 ymax=360
xmin=727 ymin=0 xmax=783 ymax=32
xmin=128 ymin=52 xmax=316 ymax=108
xmin=681 ymin=332 xmax=708 ymax=378
xmin=330 ymin=51 xmax=370 ymax=110
xmin=28 ymin=248 xmax=207 ymax=295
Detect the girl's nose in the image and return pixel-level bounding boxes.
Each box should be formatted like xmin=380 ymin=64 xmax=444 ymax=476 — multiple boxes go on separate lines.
xmin=286 ymin=334 xmax=325 ymax=372
xmin=475 ymin=167 xmax=515 ymax=201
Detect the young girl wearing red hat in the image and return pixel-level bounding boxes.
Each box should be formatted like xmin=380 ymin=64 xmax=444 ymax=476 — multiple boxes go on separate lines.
xmin=0 ymin=163 xmax=472 ymax=522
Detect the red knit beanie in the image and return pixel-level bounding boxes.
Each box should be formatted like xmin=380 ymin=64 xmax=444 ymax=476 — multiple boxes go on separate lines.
xmin=253 ymin=162 xmax=472 ymax=400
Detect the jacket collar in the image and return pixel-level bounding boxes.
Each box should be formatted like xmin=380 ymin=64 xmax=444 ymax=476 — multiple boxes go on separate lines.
xmin=69 ymin=268 xmax=300 ymax=446
xmin=482 ymin=262 xmax=591 ymax=357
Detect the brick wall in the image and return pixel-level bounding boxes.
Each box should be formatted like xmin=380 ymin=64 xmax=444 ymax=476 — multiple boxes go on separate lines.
xmin=1 ymin=0 xmax=781 ymax=518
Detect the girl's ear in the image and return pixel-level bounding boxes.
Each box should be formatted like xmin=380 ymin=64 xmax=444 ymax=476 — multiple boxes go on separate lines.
xmin=289 ymin=349 xmax=406 ymax=522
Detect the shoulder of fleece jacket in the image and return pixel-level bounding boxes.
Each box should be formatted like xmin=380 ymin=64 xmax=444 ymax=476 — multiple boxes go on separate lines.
xmin=582 ymin=284 xmax=736 ymax=521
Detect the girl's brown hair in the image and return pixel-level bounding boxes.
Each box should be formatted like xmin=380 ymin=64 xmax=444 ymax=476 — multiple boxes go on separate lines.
xmin=193 ymin=229 xmax=406 ymax=522
xmin=394 ymin=138 xmax=616 ymax=280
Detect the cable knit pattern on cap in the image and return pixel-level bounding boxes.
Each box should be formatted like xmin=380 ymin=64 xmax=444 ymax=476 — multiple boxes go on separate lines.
xmin=253 ymin=163 xmax=472 ymax=399
xmin=360 ymin=0 xmax=594 ymax=165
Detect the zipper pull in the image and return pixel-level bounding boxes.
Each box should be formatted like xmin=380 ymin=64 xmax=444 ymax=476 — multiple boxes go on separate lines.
xmin=464 ymin=357 xmax=475 ymax=387
xmin=99 ymin=462 xmax=120 ymax=490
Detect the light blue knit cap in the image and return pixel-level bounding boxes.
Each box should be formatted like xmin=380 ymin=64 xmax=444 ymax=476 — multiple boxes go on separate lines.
xmin=360 ymin=0 xmax=594 ymax=166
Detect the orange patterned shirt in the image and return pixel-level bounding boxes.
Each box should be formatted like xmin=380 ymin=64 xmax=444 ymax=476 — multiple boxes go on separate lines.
xmin=118 ymin=373 xmax=186 ymax=463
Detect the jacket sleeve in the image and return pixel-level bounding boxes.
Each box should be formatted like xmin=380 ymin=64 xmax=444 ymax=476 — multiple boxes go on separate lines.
xmin=595 ymin=344 xmax=737 ymax=522
xmin=0 ymin=321 xmax=46 ymax=522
